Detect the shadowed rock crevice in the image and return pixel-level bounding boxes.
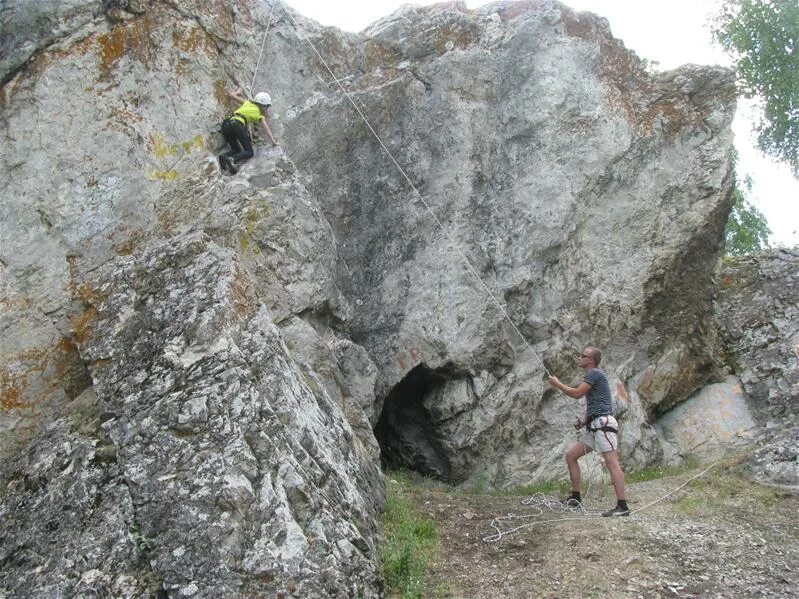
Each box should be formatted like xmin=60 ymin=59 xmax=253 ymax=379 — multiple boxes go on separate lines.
xmin=374 ymin=363 xmax=468 ymax=482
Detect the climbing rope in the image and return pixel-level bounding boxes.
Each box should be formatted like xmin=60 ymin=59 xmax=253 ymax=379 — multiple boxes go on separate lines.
xmin=482 ymin=461 xmax=720 ymax=543
xmin=280 ymin=6 xmax=552 ymax=377
xmin=482 ymin=493 xmax=604 ymax=543
xmin=244 ymin=8 xmax=729 ymax=548
xmin=249 ymin=2 xmax=276 ymax=97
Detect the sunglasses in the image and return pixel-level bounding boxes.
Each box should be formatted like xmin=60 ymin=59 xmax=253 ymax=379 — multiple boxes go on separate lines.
xmin=579 ymin=354 xmax=590 ymax=358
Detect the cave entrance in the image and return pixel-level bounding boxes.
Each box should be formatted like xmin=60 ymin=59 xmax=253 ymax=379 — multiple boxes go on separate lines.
xmin=373 ymin=363 xmax=454 ymax=481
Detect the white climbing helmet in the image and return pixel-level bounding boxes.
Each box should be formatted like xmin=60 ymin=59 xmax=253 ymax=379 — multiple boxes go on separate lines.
xmin=254 ymin=92 xmax=272 ymax=106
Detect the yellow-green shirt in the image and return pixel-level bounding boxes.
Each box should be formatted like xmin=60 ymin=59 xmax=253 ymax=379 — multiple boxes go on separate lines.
xmin=233 ymin=100 xmax=263 ymax=125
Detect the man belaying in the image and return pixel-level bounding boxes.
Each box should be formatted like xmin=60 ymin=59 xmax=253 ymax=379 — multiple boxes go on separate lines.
xmin=549 ymin=346 xmax=630 ymax=517
xmin=218 ymin=86 xmax=278 ymax=174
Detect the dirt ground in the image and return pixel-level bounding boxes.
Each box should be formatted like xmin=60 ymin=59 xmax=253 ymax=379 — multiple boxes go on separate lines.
xmin=393 ymin=463 xmax=799 ymax=598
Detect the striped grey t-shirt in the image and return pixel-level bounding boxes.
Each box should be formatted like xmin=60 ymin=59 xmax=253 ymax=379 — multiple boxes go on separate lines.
xmin=584 ymin=368 xmax=613 ymax=419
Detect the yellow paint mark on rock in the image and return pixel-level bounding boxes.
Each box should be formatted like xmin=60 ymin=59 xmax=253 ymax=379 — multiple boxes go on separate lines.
xmin=239 ymin=232 xmax=250 ymax=253
xmin=148 ymin=169 xmax=180 ymax=181
xmin=147 ymin=134 xmax=206 ymax=180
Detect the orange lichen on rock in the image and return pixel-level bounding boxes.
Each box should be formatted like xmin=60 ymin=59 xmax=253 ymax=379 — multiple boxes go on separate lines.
xmin=229 ymin=264 xmax=257 ymax=317
xmin=638 ymin=98 xmax=704 ymax=140
xmin=111 ymin=228 xmax=147 ymax=256
xmin=95 ymin=16 xmax=157 ymax=79
xmin=172 ymin=23 xmax=216 ymax=55
xmin=67 ymin=282 xmax=107 ymax=347
xmin=71 ymin=305 xmax=100 ymax=346
xmin=0 ymin=369 xmax=29 ymax=411
xmin=0 ymin=337 xmax=85 ymax=412
xmin=213 ymin=79 xmax=229 ymax=107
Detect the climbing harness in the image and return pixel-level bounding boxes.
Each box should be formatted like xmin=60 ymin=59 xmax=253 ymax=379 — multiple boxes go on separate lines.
xmin=587 ymin=416 xmax=618 ymax=435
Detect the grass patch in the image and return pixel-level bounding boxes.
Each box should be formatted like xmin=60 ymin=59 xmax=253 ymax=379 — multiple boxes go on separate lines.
xmin=381 ymin=475 xmax=439 ymax=599
xmin=626 ymin=458 xmax=701 ymax=484
xmin=500 ymin=479 xmax=570 ymax=497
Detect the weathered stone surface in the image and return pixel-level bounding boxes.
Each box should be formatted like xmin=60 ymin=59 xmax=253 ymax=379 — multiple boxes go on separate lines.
xmin=1 ymin=231 xmax=382 ymax=598
xmin=655 ymin=376 xmax=757 ymax=463
xmin=281 ymin=1 xmax=735 ymax=482
xmin=3 ymin=0 xmax=791 ymax=593
xmin=3 ymin=2 xmax=736 ymax=467
xmin=716 ymin=249 xmax=799 ymax=423
xmin=0 ymin=0 xmax=99 ymax=84
xmin=715 ymin=249 xmax=799 ymax=488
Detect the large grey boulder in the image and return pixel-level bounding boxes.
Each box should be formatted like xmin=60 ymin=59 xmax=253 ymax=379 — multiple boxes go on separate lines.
xmin=715 ymin=249 xmax=799 ymax=488
xmin=280 ymin=1 xmax=736 ymax=484
xmin=0 ymin=0 xmax=765 ymax=593
xmin=1 ymin=0 xmax=385 ymax=587
xmin=655 ymin=376 xmax=757 ymax=463
xmin=2 ymin=0 xmax=737 ymax=481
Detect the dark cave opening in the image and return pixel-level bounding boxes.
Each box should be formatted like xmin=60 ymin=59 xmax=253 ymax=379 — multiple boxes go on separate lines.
xmin=373 ymin=363 xmax=455 ymax=481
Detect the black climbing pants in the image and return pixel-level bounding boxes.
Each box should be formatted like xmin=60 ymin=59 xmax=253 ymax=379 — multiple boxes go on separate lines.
xmin=220 ymin=119 xmax=254 ymax=163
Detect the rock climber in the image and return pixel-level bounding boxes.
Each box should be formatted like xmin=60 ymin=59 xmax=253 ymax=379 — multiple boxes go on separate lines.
xmin=218 ymin=86 xmax=278 ymax=174
xmin=549 ymin=346 xmax=630 ymax=517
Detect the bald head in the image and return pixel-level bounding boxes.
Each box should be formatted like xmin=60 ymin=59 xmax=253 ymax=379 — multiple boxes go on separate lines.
xmin=583 ymin=346 xmax=601 ymax=366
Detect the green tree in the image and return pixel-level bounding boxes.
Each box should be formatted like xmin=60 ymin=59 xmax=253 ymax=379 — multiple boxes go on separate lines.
xmin=724 ymin=178 xmax=772 ymax=254
xmin=713 ymin=0 xmax=799 ymax=176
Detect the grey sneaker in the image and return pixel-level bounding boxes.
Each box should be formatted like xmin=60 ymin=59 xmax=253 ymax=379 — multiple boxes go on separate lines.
xmin=601 ymin=505 xmax=630 ymax=517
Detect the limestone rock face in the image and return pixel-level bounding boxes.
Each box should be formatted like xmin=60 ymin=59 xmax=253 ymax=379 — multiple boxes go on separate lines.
xmin=2 ymin=232 xmax=382 ymax=597
xmin=655 ymin=376 xmax=757 ymax=463
xmin=280 ymin=2 xmax=736 ymax=483
xmin=1 ymin=0 xmax=384 ymax=588
xmin=0 ymin=0 xmax=756 ymax=594
xmin=716 ymin=249 xmax=799 ymax=423
xmin=715 ymin=249 xmax=799 ymax=487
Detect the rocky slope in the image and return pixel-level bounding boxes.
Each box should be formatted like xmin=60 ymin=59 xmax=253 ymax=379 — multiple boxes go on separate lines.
xmin=1 ymin=0 xmax=795 ymax=596
xmin=716 ymin=249 xmax=799 ymax=488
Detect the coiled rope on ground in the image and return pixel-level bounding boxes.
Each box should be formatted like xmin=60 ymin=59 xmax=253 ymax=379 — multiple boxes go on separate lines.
xmin=482 ymin=462 xmax=720 ymax=543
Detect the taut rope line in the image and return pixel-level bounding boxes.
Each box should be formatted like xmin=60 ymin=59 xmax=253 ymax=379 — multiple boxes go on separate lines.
xmin=281 ymin=7 xmax=552 ymax=377
xmin=249 ymin=2 xmax=276 ymax=97
xmin=250 ymin=6 xmax=727 ymax=548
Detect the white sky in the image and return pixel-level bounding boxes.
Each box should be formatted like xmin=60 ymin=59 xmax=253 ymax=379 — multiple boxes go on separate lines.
xmin=285 ymin=0 xmax=798 ymax=247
